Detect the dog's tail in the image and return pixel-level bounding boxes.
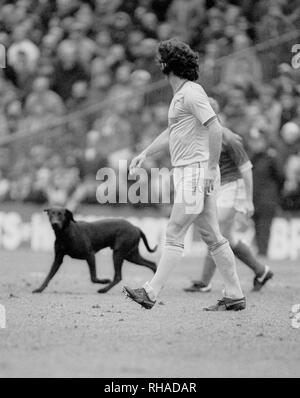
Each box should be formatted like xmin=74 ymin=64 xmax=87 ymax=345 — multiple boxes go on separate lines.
xmin=140 ymin=230 xmax=157 ymax=253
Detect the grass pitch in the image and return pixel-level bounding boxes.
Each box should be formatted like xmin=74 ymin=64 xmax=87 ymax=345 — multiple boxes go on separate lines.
xmin=0 ymin=249 xmax=299 ymax=378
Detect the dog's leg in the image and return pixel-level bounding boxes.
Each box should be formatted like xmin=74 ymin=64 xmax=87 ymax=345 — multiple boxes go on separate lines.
xmin=126 ymin=248 xmax=157 ymax=273
xmin=86 ymin=253 xmax=112 ymax=284
xmin=98 ymin=251 xmax=123 ymax=293
xmin=32 ymin=253 xmax=64 ymax=293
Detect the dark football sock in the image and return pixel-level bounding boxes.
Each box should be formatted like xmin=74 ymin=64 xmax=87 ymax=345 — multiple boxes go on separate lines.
xmin=232 ymin=241 xmax=265 ymax=277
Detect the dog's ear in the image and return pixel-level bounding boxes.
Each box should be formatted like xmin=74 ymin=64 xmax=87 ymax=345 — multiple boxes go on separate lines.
xmin=65 ymin=209 xmax=76 ymax=223
xmin=44 ymin=209 xmax=50 ymax=213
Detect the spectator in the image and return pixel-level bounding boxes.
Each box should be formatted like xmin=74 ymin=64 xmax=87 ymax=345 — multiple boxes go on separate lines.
xmin=167 ymin=0 xmax=205 ymax=43
xmin=7 ymin=26 xmax=40 ymax=72
xmin=221 ymin=34 xmax=263 ymax=86
xmin=25 ymin=77 xmax=66 ymax=118
xmin=279 ymin=93 xmax=297 ymax=127
xmin=274 ymin=63 xmax=298 ymax=97
xmin=53 ymin=41 xmax=89 ymax=101
xmin=258 ymin=85 xmax=282 ymax=138
xmin=67 ymin=81 xmax=89 ymax=111
xmin=223 ymin=87 xmax=253 ymax=137
xmin=0 ymin=0 xmax=299 ymax=223
xmin=6 ymin=50 xmax=36 ymax=99
xmin=248 ymin=131 xmax=285 ymax=256
xmin=68 ymin=21 xmax=97 ymax=70
xmin=3 ymin=100 xmax=23 ymax=136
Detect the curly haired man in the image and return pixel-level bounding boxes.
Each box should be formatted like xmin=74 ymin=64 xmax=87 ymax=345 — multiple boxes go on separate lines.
xmin=123 ymin=39 xmax=245 ymax=311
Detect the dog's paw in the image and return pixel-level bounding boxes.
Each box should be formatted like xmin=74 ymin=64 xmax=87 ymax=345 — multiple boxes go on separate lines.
xmin=97 ymin=288 xmax=108 ymax=294
xmin=98 ymin=278 xmax=112 ymax=284
xmin=32 ymin=289 xmax=43 ymax=294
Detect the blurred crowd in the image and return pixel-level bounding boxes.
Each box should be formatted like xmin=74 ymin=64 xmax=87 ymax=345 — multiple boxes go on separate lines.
xmin=0 ymin=0 xmax=300 ymax=214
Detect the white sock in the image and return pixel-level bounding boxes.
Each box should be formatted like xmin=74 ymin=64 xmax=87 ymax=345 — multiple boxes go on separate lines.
xmin=210 ymin=240 xmax=244 ymax=299
xmin=201 ymin=254 xmax=216 ymax=286
xmin=143 ymin=245 xmax=184 ymax=300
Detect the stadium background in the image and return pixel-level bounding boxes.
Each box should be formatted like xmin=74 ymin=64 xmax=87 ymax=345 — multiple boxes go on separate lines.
xmin=0 ymin=0 xmax=300 ymax=259
xmin=1 ymin=0 xmax=300 ymax=380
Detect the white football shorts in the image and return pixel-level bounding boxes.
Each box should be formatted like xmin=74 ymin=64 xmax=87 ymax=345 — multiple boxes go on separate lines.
xmin=217 ymin=179 xmax=247 ymax=214
xmin=173 ymin=161 xmax=220 ymax=215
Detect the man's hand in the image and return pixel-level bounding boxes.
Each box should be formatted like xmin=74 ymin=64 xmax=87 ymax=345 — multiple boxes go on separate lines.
xmin=244 ymin=200 xmax=254 ymax=217
xmin=129 ymin=152 xmax=147 ymax=175
xmin=205 ymin=166 xmax=218 ymax=195
xmin=223 ymin=128 xmax=242 ymax=145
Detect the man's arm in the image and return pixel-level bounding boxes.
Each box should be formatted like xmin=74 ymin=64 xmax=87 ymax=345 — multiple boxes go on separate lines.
xmin=226 ymin=131 xmax=254 ymax=216
xmin=130 ymin=128 xmax=169 ymax=173
xmin=207 ymin=118 xmax=223 ymax=168
xmin=206 ymin=118 xmax=223 ymax=193
xmin=141 ymin=128 xmax=169 ymax=158
xmin=240 ymin=165 xmax=254 ymax=217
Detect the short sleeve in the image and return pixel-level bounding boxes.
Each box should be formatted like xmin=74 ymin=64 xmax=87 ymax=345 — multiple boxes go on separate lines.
xmin=184 ymin=85 xmax=217 ymax=126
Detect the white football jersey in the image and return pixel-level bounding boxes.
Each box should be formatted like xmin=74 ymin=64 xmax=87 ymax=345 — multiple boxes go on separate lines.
xmin=168 ymin=81 xmax=217 ymax=167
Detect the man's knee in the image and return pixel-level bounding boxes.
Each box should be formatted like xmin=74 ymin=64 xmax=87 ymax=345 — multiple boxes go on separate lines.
xmin=220 ymin=224 xmax=234 ymax=244
xmin=166 ymin=221 xmax=186 ymax=245
xmin=200 ymin=227 xmax=223 ymax=247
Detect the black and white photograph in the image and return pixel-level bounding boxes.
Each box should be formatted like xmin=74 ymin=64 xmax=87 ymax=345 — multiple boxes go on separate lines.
xmin=0 ymin=0 xmax=300 ymax=381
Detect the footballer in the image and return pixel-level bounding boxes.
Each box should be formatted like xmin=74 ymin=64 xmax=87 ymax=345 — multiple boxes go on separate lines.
xmin=184 ymin=98 xmax=273 ymax=294
xmin=123 ymin=39 xmax=245 ymax=312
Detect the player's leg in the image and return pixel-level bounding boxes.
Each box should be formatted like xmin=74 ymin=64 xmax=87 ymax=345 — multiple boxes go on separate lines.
xmin=200 ymin=255 xmax=215 ymax=286
xmin=223 ymin=212 xmax=273 ymax=291
xmin=202 ymin=205 xmax=235 ymax=287
xmin=231 ymin=182 xmax=273 ymax=290
xmin=232 ymin=240 xmax=265 ymax=275
xmin=194 ymin=192 xmax=245 ymax=306
xmin=184 ymin=254 xmax=215 ymax=292
xmin=214 ymin=205 xmax=273 ymax=291
xmin=231 ymin=240 xmax=273 ymax=290
xmin=146 ymin=202 xmax=198 ymax=296
xmin=124 ymin=165 xmax=204 ymax=308
xmin=253 ymin=207 xmax=275 ymax=256
xmin=124 ymin=201 xmax=199 ymax=308
xmin=185 ymin=182 xmax=238 ymax=293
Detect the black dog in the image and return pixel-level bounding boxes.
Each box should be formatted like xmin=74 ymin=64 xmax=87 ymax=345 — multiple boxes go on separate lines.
xmin=33 ymin=208 xmax=157 ymax=294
